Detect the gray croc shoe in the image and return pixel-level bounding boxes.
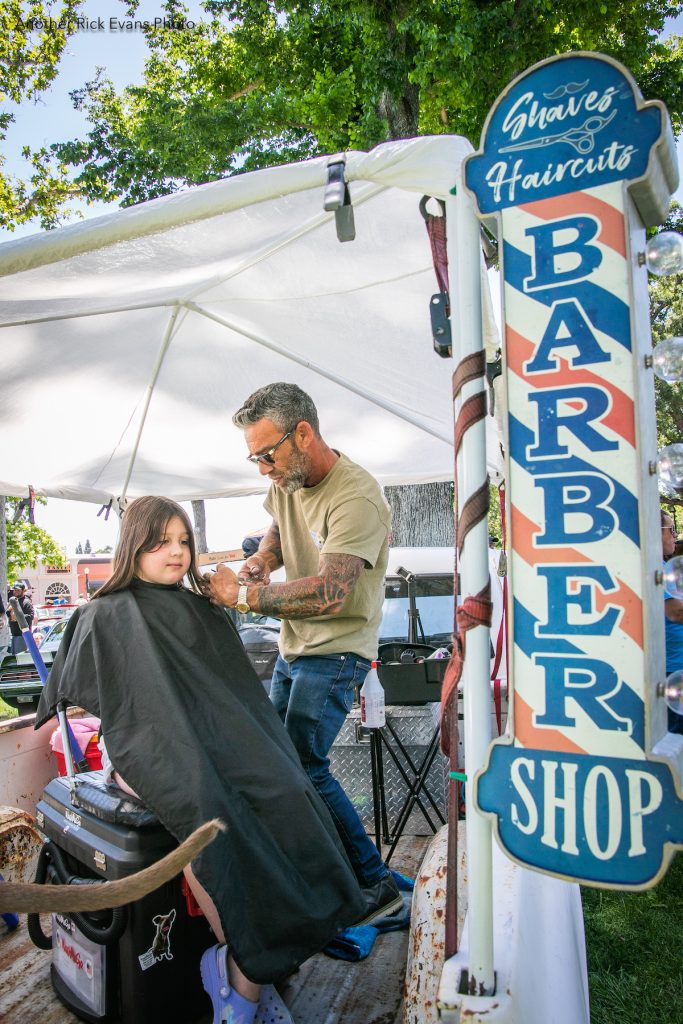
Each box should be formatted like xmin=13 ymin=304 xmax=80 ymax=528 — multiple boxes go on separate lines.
xmin=254 ymin=984 xmax=294 ymax=1024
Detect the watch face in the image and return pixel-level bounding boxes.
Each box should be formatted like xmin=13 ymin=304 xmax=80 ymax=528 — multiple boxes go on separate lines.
xmin=236 ymin=602 xmax=250 ymax=614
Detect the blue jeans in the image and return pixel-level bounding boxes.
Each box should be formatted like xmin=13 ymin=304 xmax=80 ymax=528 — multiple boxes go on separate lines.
xmin=270 ymin=653 xmax=387 ymax=887
xmin=10 ymin=635 xmax=27 ymax=655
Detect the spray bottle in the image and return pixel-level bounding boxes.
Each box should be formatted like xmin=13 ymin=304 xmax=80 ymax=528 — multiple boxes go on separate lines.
xmin=360 ymin=660 xmax=386 ymax=728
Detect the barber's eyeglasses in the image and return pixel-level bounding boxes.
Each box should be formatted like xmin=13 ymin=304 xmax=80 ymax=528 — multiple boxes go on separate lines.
xmin=246 ymin=429 xmax=294 ymax=465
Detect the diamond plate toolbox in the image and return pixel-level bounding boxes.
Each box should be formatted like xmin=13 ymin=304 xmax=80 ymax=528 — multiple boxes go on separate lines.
xmin=329 ymin=704 xmax=447 ymax=835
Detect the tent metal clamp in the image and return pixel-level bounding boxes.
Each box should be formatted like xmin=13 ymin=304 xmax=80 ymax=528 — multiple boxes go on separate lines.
xmin=323 ymin=156 xmax=356 ymax=243
xmin=430 ymin=292 xmax=452 ymax=357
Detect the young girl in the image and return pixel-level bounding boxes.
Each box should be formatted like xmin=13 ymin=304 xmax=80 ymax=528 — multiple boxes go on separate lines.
xmin=35 ymin=496 xmax=366 ymax=1024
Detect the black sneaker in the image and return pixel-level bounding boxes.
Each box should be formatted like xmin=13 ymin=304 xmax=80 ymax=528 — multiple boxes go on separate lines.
xmin=354 ymin=874 xmax=403 ymax=926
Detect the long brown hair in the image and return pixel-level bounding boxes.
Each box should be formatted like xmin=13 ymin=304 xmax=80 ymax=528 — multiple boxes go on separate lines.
xmin=95 ymin=497 xmax=208 ymax=599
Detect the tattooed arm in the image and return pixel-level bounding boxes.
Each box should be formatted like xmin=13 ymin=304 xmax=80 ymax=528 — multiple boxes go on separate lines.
xmin=251 ymin=552 xmax=365 ymax=619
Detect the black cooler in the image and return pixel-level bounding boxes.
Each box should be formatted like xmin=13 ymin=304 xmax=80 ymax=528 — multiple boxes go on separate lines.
xmin=32 ymin=771 xmax=212 ymax=1023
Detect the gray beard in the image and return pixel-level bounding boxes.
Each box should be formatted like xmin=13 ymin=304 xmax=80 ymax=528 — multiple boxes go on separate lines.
xmin=279 ymin=442 xmax=310 ymax=493
xmin=281 ymin=467 xmax=308 ymax=493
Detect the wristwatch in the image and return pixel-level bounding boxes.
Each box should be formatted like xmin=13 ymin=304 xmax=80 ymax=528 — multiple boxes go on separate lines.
xmin=235 ymin=585 xmax=250 ymax=614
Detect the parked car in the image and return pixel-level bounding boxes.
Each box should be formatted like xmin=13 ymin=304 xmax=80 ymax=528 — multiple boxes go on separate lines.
xmin=32 ymin=621 xmax=54 ymax=646
xmin=33 ymin=602 xmax=78 ymax=623
xmin=31 ymin=603 xmax=78 ymax=646
xmin=0 ymin=647 xmax=58 ymax=715
xmin=0 ymin=618 xmax=74 ymax=714
xmin=35 ymin=617 xmax=70 ymax=653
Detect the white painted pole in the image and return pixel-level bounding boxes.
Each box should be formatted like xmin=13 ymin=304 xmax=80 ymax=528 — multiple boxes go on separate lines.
xmin=448 ymin=178 xmax=495 ymax=994
xmin=119 ymin=304 xmax=183 ymax=502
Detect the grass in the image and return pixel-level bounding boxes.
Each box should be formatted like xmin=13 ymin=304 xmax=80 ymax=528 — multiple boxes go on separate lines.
xmin=582 ymin=853 xmax=683 ymax=1023
xmin=0 ymin=696 xmax=17 ymax=720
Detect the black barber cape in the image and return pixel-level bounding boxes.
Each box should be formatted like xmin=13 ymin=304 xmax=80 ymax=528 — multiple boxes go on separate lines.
xmin=35 ymin=579 xmax=366 ymax=982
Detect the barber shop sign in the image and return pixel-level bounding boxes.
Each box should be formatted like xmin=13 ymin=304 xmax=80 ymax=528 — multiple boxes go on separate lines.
xmin=465 ymin=53 xmax=683 ymax=888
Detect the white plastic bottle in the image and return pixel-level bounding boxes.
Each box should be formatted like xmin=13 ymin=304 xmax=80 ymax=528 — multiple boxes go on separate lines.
xmin=360 ymin=661 xmax=386 ymax=728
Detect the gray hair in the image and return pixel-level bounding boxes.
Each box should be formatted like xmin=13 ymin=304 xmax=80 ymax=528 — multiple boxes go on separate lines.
xmin=233 ymin=382 xmax=320 ymax=436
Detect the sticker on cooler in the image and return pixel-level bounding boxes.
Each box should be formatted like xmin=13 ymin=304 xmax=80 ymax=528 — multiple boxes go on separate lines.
xmin=138 ymin=908 xmax=176 ymax=970
xmin=52 ymin=914 xmax=106 ymax=1016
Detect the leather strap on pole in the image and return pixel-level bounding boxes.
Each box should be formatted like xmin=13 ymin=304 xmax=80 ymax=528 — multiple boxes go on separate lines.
xmin=442 ymin=342 xmax=492 ymax=960
xmin=420 ymin=196 xmax=449 ymax=295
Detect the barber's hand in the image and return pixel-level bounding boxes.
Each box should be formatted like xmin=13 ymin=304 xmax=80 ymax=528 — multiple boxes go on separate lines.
xmin=237 ymin=553 xmax=271 ymax=586
xmin=205 ymin=563 xmax=241 ymax=607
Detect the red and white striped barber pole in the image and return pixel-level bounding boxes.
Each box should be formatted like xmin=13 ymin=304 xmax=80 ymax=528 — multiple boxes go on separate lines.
xmin=467 ymin=51 xmax=683 ymax=891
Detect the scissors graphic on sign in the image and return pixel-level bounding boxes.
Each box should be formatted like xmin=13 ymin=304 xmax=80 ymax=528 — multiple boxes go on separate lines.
xmin=499 ymin=110 xmax=617 ymax=155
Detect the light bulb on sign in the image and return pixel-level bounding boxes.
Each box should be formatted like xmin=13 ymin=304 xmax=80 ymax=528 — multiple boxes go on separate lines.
xmin=663 ymin=556 xmax=683 ymax=599
xmin=645 ymin=232 xmax=683 ymax=276
xmin=656 ymin=443 xmax=683 ymax=491
xmin=652 ymin=337 xmax=683 ymax=382
xmin=664 ymin=670 xmax=683 ymax=718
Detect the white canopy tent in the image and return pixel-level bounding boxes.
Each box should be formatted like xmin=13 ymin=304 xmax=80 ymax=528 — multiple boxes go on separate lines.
xmin=0 ymin=136 xmax=501 ymax=506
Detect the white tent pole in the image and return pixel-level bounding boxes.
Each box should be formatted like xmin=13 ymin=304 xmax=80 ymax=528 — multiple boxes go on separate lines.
xmin=183 ymin=182 xmax=388 ymax=305
xmin=118 ymin=304 xmax=184 ymax=501
xmin=186 ymin=301 xmax=452 ymax=444
xmin=450 ymin=179 xmax=495 ymax=993
xmin=0 ymin=298 xmax=179 ymax=331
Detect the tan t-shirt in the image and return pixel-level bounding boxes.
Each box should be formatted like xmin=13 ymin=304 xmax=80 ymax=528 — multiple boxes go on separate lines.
xmin=264 ymin=453 xmax=390 ymax=661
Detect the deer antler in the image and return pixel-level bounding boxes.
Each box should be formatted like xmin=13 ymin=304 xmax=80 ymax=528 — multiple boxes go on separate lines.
xmin=0 ymin=818 xmax=225 ymax=913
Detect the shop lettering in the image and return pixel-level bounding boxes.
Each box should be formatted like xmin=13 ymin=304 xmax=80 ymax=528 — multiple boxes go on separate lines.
xmin=510 ymin=757 xmax=662 ymax=859
xmin=478 ymin=746 xmax=682 ymax=884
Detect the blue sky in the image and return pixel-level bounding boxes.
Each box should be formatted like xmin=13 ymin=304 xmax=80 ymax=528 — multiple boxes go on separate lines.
xmin=1 ymin=0 xmax=209 ymax=241
xmin=2 ymin=4 xmax=682 ymax=552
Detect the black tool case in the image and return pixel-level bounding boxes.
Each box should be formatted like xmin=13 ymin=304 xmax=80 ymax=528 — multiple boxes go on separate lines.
xmin=32 ymin=771 xmax=211 ymax=1024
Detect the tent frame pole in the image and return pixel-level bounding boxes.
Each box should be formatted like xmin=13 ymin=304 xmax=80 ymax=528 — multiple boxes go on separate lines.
xmin=449 ymin=180 xmax=495 ymax=995
xmin=119 ymin=304 xmax=183 ymax=502
xmin=186 ymin=302 xmax=452 ymax=445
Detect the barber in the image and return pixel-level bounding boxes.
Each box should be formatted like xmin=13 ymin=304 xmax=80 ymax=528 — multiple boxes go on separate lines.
xmin=208 ymin=382 xmax=402 ymax=923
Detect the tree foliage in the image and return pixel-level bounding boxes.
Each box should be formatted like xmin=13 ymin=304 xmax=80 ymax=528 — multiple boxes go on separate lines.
xmin=0 ymin=0 xmax=88 ymax=228
xmin=4 ymin=496 xmax=67 ymax=581
xmin=36 ymin=0 xmax=683 ymax=209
